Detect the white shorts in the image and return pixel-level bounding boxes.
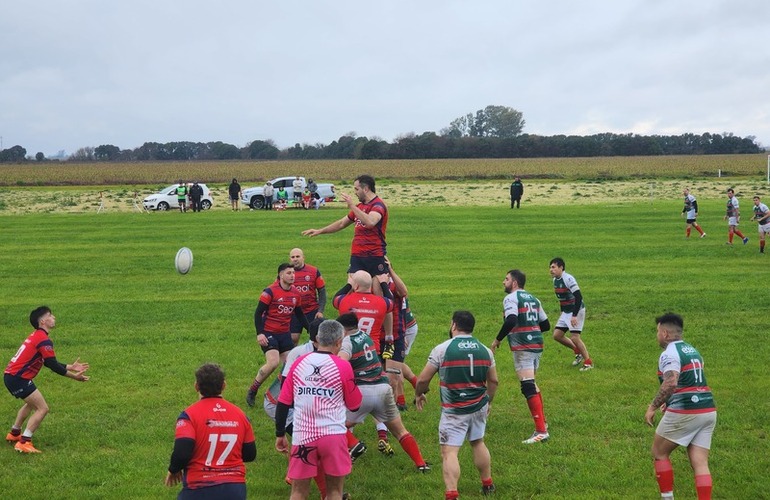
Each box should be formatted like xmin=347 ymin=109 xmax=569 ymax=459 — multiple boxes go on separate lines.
xmin=439 ymin=404 xmax=489 ymax=447
xmin=759 ymin=223 xmax=770 ymax=235
xmin=656 ymin=411 xmax=717 ymax=449
xmin=513 ymin=350 xmax=541 ymax=372
xmin=727 ymin=217 xmax=739 ymax=226
xmin=555 ymin=309 xmax=585 ymax=333
xmin=346 ymin=383 xmax=400 ymax=425
xmin=404 ymin=324 xmax=418 ymax=356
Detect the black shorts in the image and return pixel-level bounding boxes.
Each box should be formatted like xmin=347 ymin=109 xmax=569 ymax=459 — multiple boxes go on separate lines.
xmin=4 ymin=374 xmax=37 ymax=399
xmin=348 ymin=256 xmax=389 ymax=276
xmin=178 ymin=482 xmax=246 ymax=500
xmin=392 ymin=334 xmax=406 ymax=362
xmin=686 ymin=218 xmax=698 ymax=224
xmin=290 ymin=310 xmax=318 ymax=334
xmin=260 ymin=333 xmax=295 ymax=354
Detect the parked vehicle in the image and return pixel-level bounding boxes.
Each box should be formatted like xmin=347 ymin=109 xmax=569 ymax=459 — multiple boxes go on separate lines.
xmin=143 ymin=183 xmax=213 ymax=211
xmin=242 ymin=177 xmax=335 ymax=210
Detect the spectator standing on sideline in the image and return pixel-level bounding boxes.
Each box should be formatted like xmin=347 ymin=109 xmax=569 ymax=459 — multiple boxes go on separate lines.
xmin=293 ymin=176 xmax=304 ymax=207
xmin=289 ymin=248 xmax=327 ymax=345
xmin=165 ymin=363 xmax=256 ymax=499
xmin=4 ymin=306 xmax=89 ymax=453
xmin=490 ymin=269 xmax=551 ymax=444
xmin=415 ymin=311 xmax=497 ymax=499
xmin=246 ymin=263 xmax=309 ymax=407
xmin=644 ymin=313 xmax=716 ymax=500
xmin=176 ymin=181 xmax=188 ymax=212
xmin=724 ymin=188 xmax=748 ymax=246
xmin=510 ymin=176 xmax=524 ymax=209
xmin=307 ymin=178 xmax=319 ymax=201
xmin=752 ymin=195 xmax=770 ymax=253
xmin=275 ymin=320 xmax=363 ymax=500
xmin=229 ymin=178 xmax=242 ymax=211
xmin=263 ymin=181 xmax=274 ymax=211
xmin=189 ymin=182 xmax=203 ymax=212
xmin=549 ymin=257 xmax=594 ymax=371
xmin=682 ymin=188 xmax=706 ymax=238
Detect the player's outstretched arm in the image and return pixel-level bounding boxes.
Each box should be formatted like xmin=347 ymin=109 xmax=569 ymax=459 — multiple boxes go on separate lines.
xmin=302 ymin=216 xmax=351 ymax=237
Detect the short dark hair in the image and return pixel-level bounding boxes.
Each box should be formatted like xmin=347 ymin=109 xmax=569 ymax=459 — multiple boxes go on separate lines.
xmin=277 ymin=262 xmax=293 ymax=276
xmin=727 ymin=188 xmax=735 ymax=194
xmin=355 ymin=174 xmax=376 ymax=193
xmin=336 ymin=312 xmax=359 ymax=330
xmin=507 ymin=269 xmax=526 ymax=288
xmin=308 ymin=317 xmax=325 ymax=342
xmin=452 ymin=310 xmax=475 ymax=333
xmin=196 ymin=363 xmax=225 ymax=397
xmin=550 ymin=257 xmax=565 ymax=270
xmin=30 ymin=306 xmax=52 ymax=328
xmin=656 ymin=312 xmax=684 ymax=332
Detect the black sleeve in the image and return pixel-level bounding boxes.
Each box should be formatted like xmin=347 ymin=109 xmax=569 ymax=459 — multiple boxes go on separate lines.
xmin=334 ymin=283 xmax=352 ymax=299
xmin=294 ymin=305 xmax=310 ymax=331
xmin=692 ymin=200 xmax=699 ymax=213
xmin=254 ymin=301 xmax=268 ymax=335
xmin=168 ymin=437 xmax=195 ymax=473
xmin=242 ymin=441 xmax=257 ymax=463
xmin=539 ymin=318 xmax=551 ymax=333
xmin=380 ymin=281 xmax=393 ymax=299
xmin=571 ymin=290 xmax=583 ymax=316
xmin=43 ymin=356 xmax=68 ymax=376
xmin=275 ymin=402 xmax=291 ymax=437
xmin=496 ymin=314 xmax=518 ymax=342
xmin=317 ymin=287 xmax=327 ymax=314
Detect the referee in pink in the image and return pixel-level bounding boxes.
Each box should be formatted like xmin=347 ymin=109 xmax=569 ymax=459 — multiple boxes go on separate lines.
xmin=275 ymin=319 xmax=362 ymax=500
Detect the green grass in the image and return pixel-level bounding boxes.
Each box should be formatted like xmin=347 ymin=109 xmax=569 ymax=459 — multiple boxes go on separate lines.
xmin=0 ymin=199 xmax=768 ymax=499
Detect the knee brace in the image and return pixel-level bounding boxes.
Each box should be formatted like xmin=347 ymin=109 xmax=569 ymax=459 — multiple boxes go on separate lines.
xmin=520 ymin=379 xmax=537 ymax=400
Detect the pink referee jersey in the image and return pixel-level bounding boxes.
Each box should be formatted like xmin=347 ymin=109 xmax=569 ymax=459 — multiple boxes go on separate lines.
xmin=278 ymin=351 xmax=362 ymax=446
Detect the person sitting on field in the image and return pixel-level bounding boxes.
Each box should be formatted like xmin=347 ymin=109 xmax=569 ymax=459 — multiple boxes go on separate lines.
xmin=302 ymin=189 xmax=313 ymax=210
xmin=276 ymin=187 xmax=288 ymax=210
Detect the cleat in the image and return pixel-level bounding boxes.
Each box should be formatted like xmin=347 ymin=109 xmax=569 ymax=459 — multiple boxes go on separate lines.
xmin=482 ymin=484 xmax=496 ymax=496
xmin=416 ymin=462 xmax=431 ymax=473
xmin=396 ymin=403 xmax=408 ymax=412
xmin=377 ymin=439 xmax=395 ymax=456
xmin=522 ymin=431 xmax=549 ymax=444
xmin=700 ymin=233 xmax=707 ymax=238
xmin=579 ymin=363 xmax=594 ymax=372
xmin=744 ymin=237 xmax=750 ymax=245
xmin=725 ymin=242 xmax=733 ymax=246
xmin=349 ymin=441 xmax=367 ymax=463
xmin=6 ymin=433 xmax=20 ymax=443
xmin=571 ymin=354 xmax=584 ymax=367
xmin=245 ymin=389 xmax=257 ymax=407
xmin=342 ymin=494 xmax=351 ymax=500
xmin=14 ymin=440 xmax=41 ymax=453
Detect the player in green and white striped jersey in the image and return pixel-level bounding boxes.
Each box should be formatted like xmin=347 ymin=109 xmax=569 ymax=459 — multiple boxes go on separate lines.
xmin=644 ymin=313 xmax=716 ymax=500
xmin=415 ymin=311 xmax=498 ymax=499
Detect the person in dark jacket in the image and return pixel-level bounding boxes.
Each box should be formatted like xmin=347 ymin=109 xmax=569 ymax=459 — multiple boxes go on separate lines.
xmin=510 ymin=177 xmax=524 ymax=209
xmin=189 ymin=182 xmax=204 ymax=212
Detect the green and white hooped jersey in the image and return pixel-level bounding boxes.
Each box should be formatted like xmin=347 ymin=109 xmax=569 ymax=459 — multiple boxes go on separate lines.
xmin=503 ymin=289 xmax=547 ymax=352
xmin=428 ymin=334 xmax=494 ymax=415
xmin=553 ymin=272 xmax=584 ymax=313
xmin=341 ymin=330 xmax=388 ymax=385
xmin=754 ymin=202 xmax=770 ymax=223
xmin=657 ymin=340 xmax=716 ymax=414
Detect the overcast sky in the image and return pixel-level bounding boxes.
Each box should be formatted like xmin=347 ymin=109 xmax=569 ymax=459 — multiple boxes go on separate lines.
xmin=2 ymin=1 xmax=769 ymax=157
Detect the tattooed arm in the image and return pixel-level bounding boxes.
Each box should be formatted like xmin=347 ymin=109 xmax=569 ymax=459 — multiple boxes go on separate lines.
xmin=644 ymin=370 xmax=679 ymax=426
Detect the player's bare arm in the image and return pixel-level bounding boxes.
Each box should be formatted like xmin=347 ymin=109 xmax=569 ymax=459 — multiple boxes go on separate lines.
xmin=302 ymin=215 xmax=352 ymax=237
xmin=343 ymin=193 xmax=383 ymax=228
xmin=644 ymin=370 xmax=679 ymax=426
xmin=414 ymin=364 xmax=438 ymax=410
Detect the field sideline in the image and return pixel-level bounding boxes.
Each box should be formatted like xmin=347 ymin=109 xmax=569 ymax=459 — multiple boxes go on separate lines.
xmin=1 ymin=196 xmax=768 ymax=499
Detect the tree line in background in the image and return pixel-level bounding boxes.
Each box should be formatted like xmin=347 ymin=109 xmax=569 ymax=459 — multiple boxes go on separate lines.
xmin=0 ymin=105 xmax=762 ymax=163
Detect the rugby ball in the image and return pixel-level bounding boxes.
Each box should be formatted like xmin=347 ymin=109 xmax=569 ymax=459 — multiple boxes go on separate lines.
xmin=175 ymin=247 xmax=193 ymax=275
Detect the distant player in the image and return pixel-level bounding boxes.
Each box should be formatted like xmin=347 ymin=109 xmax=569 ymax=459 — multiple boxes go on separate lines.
xmin=682 ymin=188 xmax=706 ymax=238
xmin=246 ymin=263 xmax=309 ymax=407
xmin=644 ymin=313 xmax=716 ymax=500
xmin=165 ymin=363 xmax=255 ymax=499
xmin=4 ymin=306 xmax=89 ymax=453
xmin=549 ymin=257 xmax=594 ymax=371
xmin=491 ymin=270 xmax=551 ymax=444
xmin=289 ymin=248 xmax=327 ymax=345
xmin=752 ymin=195 xmax=770 ymax=253
xmin=724 ymin=188 xmax=748 ymax=246
xmin=415 ymin=311 xmax=498 ymax=499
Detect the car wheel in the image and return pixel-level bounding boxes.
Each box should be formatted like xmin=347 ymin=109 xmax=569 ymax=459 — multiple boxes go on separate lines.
xmin=201 ymin=200 xmax=212 ymax=210
xmin=250 ymin=196 xmax=265 ymax=210
xmin=157 ymin=202 xmax=170 ymax=211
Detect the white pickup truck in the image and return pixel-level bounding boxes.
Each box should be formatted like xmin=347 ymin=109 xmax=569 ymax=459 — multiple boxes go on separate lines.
xmin=241 ymin=176 xmax=336 ymax=210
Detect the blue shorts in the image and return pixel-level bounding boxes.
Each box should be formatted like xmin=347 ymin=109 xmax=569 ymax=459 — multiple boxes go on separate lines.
xmin=392 ymin=334 xmax=406 ymax=363
xmin=348 ymin=256 xmax=389 ymax=276
xmin=178 ymin=482 xmax=246 ymax=500
xmin=260 ymin=333 xmax=295 ymax=354
xmin=4 ymin=374 xmax=37 ymax=399
xmin=290 ymin=309 xmax=318 ymax=334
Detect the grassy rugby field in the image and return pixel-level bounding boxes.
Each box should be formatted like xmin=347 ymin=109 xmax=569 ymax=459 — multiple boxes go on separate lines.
xmin=1 ymin=194 xmax=768 ymax=499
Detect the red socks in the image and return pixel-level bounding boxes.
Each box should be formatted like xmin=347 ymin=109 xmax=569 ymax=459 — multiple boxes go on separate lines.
xmin=345 ymin=429 xmax=359 ymax=448
xmin=445 ymin=491 xmax=459 ymax=500
xmin=409 ymin=375 xmax=417 ymax=388
xmin=398 ymin=433 xmax=426 ymax=466
xmin=654 ymin=459 xmax=674 ymax=496
xmin=695 ymin=474 xmax=712 ymax=500
xmin=526 ymin=393 xmax=547 ymax=433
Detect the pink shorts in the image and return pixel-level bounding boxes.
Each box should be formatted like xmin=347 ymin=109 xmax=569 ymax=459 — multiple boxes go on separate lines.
xmin=287 ymin=433 xmax=351 ymax=480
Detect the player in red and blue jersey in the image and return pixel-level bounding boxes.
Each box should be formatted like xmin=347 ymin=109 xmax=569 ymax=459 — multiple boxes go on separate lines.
xmin=333 ymin=271 xmax=395 ymax=355
xmin=246 ymin=263 xmax=309 ymax=407
xmin=289 ymin=248 xmax=327 ymax=345
xmin=4 ymin=306 xmax=89 ymax=453
xmin=165 ymin=363 xmax=256 ymax=500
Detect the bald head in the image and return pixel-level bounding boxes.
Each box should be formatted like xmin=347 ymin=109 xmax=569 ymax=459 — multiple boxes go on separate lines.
xmin=289 ymin=248 xmax=305 ymax=269
xmin=351 ymin=270 xmax=373 ymax=293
